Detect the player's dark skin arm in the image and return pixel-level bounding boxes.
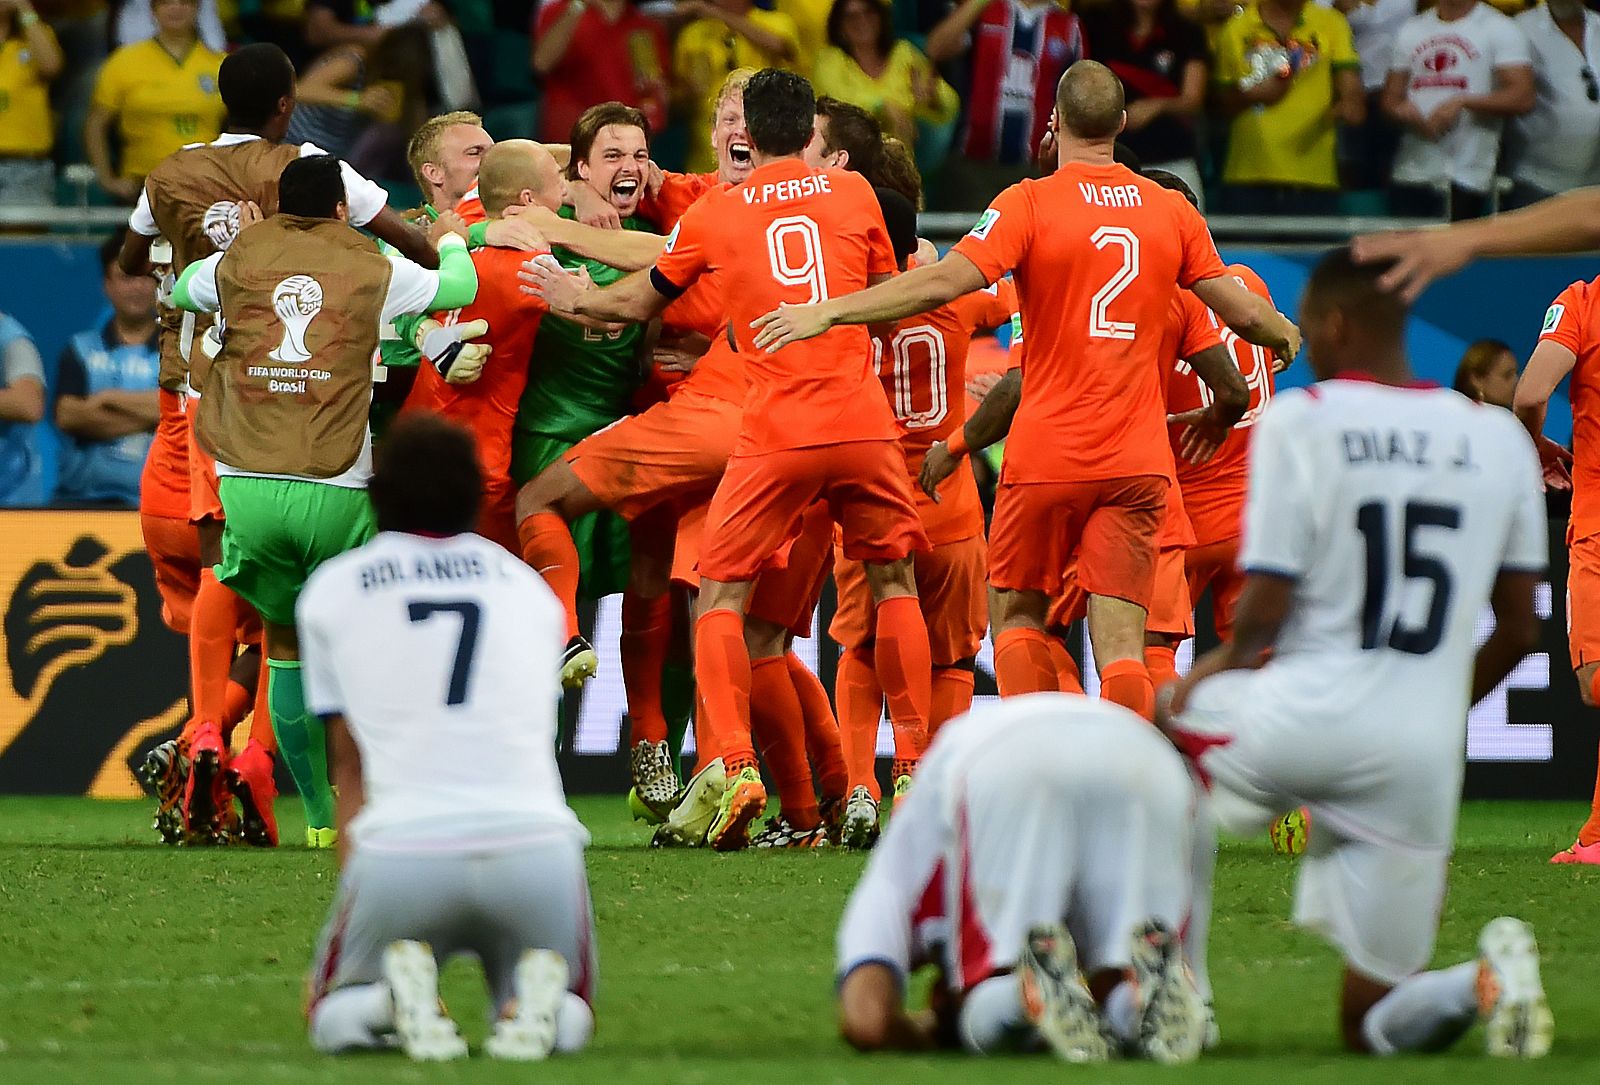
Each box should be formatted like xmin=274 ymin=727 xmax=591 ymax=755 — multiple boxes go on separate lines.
xmin=117 ymin=230 xmax=155 ymax=277
xmin=918 ymin=368 xmax=1019 ymax=500
xmin=327 ymin=713 xmax=364 ymax=871
xmin=1169 ymin=343 xmax=1250 ymax=464
xmin=1159 ymin=573 xmax=1293 ymax=721
xmin=369 ymin=205 xmax=441 ymax=270
xmin=1470 ymin=571 xmax=1543 ymax=704
xmin=837 ymin=964 xmax=940 ymax=1052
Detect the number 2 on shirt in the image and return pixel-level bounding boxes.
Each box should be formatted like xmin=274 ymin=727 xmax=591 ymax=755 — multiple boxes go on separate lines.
xmin=766 ymin=215 xmax=830 ymax=303
xmin=1089 ymin=226 xmax=1139 ymax=341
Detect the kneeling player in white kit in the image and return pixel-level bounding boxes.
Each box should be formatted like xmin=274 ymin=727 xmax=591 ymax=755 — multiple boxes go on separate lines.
xmin=836 ymin=693 xmax=1212 ymax=1064
xmin=299 ymin=415 xmax=596 ymax=1061
xmin=1164 ymin=248 xmax=1554 ymax=1058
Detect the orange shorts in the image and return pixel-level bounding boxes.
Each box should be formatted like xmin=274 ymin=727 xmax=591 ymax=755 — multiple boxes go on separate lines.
xmin=566 ymin=391 xmax=738 ymax=522
xmin=477 ymin=475 xmax=518 ymax=554
xmin=831 ymin=533 xmax=987 ymax=664
xmin=141 ymin=513 xmax=200 ymax=634
xmin=670 ymin=500 xmax=709 ymax=588
xmin=989 ymin=475 xmax=1168 ymax=607
xmin=1568 ymin=533 xmax=1600 ymax=671
xmin=140 ymin=390 xmax=191 ymax=521
xmin=1050 ymin=544 xmax=1192 ymax=639
xmin=187 ymin=406 xmax=224 ymax=524
xmin=698 ymin=440 xmax=928 ymax=584
xmin=745 ymin=502 xmax=833 ymax=638
xmin=1185 ymin=537 xmax=1244 ymax=643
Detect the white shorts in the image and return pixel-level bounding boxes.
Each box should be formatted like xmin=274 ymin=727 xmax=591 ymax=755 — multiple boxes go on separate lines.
xmin=1176 ymin=668 xmax=1453 ymax=984
xmin=946 ymin=714 xmax=1197 ymax=989
xmin=307 ymin=835 xmax=597 ymax=1013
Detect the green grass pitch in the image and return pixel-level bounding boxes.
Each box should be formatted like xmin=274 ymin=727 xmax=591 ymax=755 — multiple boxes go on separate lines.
xmin=1 ymin=796 xmax=1598 ymax=1083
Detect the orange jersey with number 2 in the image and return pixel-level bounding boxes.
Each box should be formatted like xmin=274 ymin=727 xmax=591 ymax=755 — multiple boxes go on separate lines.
xmin=652 ymin=159 xmax=899 ymax=456
xmin=951 ymin=161 xmax=1226 ymax=485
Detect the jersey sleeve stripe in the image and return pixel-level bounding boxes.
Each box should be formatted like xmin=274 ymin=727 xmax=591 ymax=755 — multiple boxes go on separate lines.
xmin=649 ymin=267 xmax=689 ymax=301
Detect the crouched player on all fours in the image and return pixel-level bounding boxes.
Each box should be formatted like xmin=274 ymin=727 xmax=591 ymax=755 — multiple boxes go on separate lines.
xmin=836 ymin=694 xmax=1212 ymax=1064
xmin=301 ymin=415 xmax=595 ymax=1062
xmin=1162 ymin=249 xmax=1554 ymax=1058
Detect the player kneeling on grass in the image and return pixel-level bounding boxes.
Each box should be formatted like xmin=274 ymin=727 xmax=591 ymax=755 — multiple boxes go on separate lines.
xmin=300 ymin=415 xmax=596 ymax=1062
xmin=1161 ymin=248 xmax=1554 ymax=1058
xmin=836 ymin=693 xmax=1212 ymax=1064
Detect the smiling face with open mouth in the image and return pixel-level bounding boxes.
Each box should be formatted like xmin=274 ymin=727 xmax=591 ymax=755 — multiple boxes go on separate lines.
xmin=712 ymin=91 xmax=754 ymax=186
xmin=577 ymin=123 xmax=651 ymax=216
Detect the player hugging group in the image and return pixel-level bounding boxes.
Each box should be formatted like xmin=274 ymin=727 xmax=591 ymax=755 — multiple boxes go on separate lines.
xmin=123 ymin=37 xmax=1559 ymax=1067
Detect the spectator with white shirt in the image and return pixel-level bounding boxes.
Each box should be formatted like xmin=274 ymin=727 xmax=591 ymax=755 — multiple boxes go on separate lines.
xmin=1505 ymin=0 xmax=1600 ymax=209
xmin=1383 ymin=0 xmax=1534 ymax=220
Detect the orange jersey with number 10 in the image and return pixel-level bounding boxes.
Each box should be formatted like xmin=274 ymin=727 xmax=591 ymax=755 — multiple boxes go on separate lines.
xmin=653 ymin=159 xmax=899 ymax=455
xmin=1165 ymin=263 xmax=1276 ymax=547
xmin=951 ymin=161 xmax=1226 ymax=485
xmin=873 ymin=277 xmax=1016 ymax=543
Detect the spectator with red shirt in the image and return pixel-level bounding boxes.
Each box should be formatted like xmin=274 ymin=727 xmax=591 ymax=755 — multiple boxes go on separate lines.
xmin=1079 ymin=0 xmax=1207 ymax=205
xmin=924 ymin=0 xmax=1085 ymax=206
xmin=532 ymin=0 xmax=670 ymax=144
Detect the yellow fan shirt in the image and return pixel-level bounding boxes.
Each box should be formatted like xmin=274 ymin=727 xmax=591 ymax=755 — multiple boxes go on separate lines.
xmin=92 ymin=38 xmax=226 ymax=179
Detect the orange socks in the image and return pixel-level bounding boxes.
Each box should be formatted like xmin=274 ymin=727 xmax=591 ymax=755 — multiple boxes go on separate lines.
xmin=1144 ymin=644 xmax=1179 ymax=691
xmin=874 ymin=596 xmax=932 ymax=768
xmin=994 ymin=628 xmax=1059 ymax=696
xmin=750 ymin=657 xmax=819 ymax=830
xmin=188 ymin=568 xmax=246 ymax=738
xmin=1101 ymin=658 xmax=1155 ymax=720
xmin=219 ymin=677 xmax=252 ymax=744
xmin=518 ymin=512 xmax=582 ymax=640
xmin=931 ymin=665 xmax=975 ymax=734
xmin=693 ymin=609 xmax=755 ymax=773
xmin=786 ymin=652 xmax=847 ymax=801
xmin=620 ymin=591 xmax=671 ymax=745
xmin=1583 ymin=670 xmax=1600 ymax=846
xmin=1046 ymin=637 xmax=1084 ymax=694
xmin=836 ymin=645 xmax=883 ymax=800
xmin=247 ymin=650 xmax=276 ymax=754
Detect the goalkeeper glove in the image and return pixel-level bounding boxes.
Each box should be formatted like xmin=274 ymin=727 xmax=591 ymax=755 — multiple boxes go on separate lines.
xmin=416 ymin=318 xmax=492 ymax=385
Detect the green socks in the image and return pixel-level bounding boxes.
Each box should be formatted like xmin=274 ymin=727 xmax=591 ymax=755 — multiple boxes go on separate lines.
xmin=268 ymin=658 xmax=335 ymax=830
xmin=661 ymin=660 xmax=695 ymax=767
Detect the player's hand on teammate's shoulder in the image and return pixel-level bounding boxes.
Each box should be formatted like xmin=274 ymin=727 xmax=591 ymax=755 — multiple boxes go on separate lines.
xmin=415 ymin=316 xmax=493 ymax=385
xmin=518 ymin=253 xmax=586 ymax=313
xmin=750 ymin=302 xmax=832 ymax=352
xmin=236 ymin=200 xmax=263 ymax=232
xmin=483 ymin=216 xmax=549 ymax=253
xmin=428 ymin=209 xmax=471 ymax=246
xmin=646 ymin=161 xmax=667 ymax=200
xmin=571 ymin=182 xmax=623 ymax=231
xmin=1350 ymin=228 xmax=1472 ymax=304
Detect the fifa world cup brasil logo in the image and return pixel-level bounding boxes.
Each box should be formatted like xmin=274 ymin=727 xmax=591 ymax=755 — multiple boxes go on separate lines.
xmin=202 ymin=200 xmax=241 ymax=250
xmin=269 ymin=275 xmax=324 ymax=363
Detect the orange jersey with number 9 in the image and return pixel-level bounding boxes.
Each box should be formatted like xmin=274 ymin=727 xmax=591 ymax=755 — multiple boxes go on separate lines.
xmin=951 ymin=161 xmax=1226 ymax=485
xmin=651 ymin=159 xmax=899 ymax=455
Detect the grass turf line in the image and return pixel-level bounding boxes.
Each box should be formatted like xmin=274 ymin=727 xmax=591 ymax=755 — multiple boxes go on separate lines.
xmin=0 ymin=797 xmax=1597 ymax=1082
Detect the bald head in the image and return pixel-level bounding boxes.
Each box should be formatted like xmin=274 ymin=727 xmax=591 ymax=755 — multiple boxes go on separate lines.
xmin=1055 ymin=61 xmax=1126 ymax=142
xmin=479 ymin=139 xmax=564 ymax=218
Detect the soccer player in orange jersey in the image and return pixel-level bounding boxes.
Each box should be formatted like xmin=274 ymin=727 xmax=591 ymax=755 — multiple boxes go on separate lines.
xmin=401 ymin=140 xmax=563 ymax=550
xmin=1513 ymin=280 xmax=1600 ymax=864
xmin=755 ymin=60 xmax=1297 ymax=721
xmin=831 ymin=230 xmax=1016 ymax=846
xmin=524 ymin=69 xmax=933 ymax=852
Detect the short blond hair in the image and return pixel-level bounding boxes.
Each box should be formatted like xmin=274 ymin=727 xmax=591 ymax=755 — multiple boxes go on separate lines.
xmin=715 ymin=67 xmax=756 ymax=113
xmin=406 ymin=110 xmax=485 ymax=198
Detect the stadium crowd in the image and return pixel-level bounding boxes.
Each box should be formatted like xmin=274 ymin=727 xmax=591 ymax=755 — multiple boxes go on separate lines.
xmin=4 ymin=0 xmax=1600 ymax=217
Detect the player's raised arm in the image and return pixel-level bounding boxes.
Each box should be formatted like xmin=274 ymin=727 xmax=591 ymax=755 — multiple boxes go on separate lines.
xmin=920 ymin=367 xmax=1020 ymax=499
xmin=1352 ymin=188 xmax=1600 ymax=303
xmin=1189 ymin=275 xmax=1300 ymax=366
xmin=751 ymin=252 xmax=987 ymax=352
xmin=516 ymin=205 xmax=668 ymax=271
xmin=521 ymin=260 xmax=671 ymax=324
xmin=1515 ymin=286 xmax=1585 ymax=488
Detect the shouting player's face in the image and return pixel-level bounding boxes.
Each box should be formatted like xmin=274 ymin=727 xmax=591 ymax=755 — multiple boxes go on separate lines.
xmin=578 ymin=123 xmax=650 ymax=216
xmin=712 ymin=92 xmax=753 ymax=186
xmin=428 ymin=123 xmax=494 ymax=209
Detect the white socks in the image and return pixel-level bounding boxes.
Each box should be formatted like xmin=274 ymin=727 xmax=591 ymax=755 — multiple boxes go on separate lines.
xmin=957 ymin=975 xmax=1028 ymax=1054
xmin=1103 ymin=980 xmax=1139 ymax=1045
xmin=309 ymin=983 xmax=395 ymax=1053
xmin=554 ymin=992 xmax=595 ymax=1054
xmin=1361 ymin=961 xmax=1480 ymax=1055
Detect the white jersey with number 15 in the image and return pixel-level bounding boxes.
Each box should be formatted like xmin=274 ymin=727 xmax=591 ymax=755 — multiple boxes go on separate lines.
xmin=1241 ymin=379 xmax=1546 ymax=745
